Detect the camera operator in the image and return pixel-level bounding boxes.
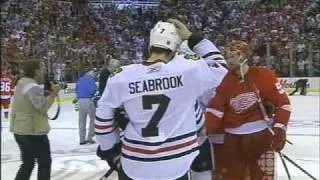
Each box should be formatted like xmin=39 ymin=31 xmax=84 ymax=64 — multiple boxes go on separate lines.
xmin=9 ymin=60 xmax=60 ymax=180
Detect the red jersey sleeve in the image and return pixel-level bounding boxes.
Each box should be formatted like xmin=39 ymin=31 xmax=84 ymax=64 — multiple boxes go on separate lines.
xmin=205 ymin=79 xmax=229 ymax=134
xmin=262 ymin=69 xmax=291 ymax=126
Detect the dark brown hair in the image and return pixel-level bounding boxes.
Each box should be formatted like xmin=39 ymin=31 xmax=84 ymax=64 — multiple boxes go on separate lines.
xmin=18 ymin=60 xmax=41 ymax=78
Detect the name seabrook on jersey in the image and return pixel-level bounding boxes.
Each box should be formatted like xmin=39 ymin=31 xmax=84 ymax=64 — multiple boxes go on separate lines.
xmin=129 ymin=75 xmax=183 ymax=94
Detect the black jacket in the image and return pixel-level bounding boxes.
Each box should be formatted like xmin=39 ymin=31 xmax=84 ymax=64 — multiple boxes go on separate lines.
xmin=99 ymin=68 xmax=110 ymax=96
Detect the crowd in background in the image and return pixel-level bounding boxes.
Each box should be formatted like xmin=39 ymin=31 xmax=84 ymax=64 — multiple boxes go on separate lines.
xmin=1 ymin=0 xmax=319 ymax=82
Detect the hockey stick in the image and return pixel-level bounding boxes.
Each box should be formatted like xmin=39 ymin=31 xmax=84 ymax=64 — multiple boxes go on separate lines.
xmin=101 ymin=158 xmax=121 ymax=179
xmin=101 ymin=130 xmax=124 ymax=179
xmin=102 ymin=167 xmax=115 ymax=179
xmin=280 ymin=153 xmax=317 ymax=180
xmin=250 ymin=84 xmax=316 ymax=179
xmin=279 ymin=152 xmax=291 ymax=180
xmin=208 ymin=137 xmax=215 ymax=170
xmin=286 ymin=139 xmax=293 ymax=145
xmin=248 ymin=82 xmax=295 ymax=180
xmin=249 ymin=83 xmax=292 ymax=144
xmin=249 ymin=83 xmax=275 ymax=135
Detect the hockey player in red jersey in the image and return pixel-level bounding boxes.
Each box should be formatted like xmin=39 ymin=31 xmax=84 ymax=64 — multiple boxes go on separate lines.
xmin=1 ymin=64 xmax=15 ymax=119
xmin=177 ymin=38 xmax=228 ymax=180
xmin=205 ymin=41 xmax=291 ymax=180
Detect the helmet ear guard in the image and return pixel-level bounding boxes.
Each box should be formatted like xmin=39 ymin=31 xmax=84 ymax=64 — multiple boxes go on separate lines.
xmin=149 ymin=21 xmax=182 ymax=52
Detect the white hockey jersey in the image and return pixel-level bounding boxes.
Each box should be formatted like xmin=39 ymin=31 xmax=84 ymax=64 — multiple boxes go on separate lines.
xmin=95 ymin=38 xmax=227 ymax=180
xmin=177 ymin=39 xmax=228 ymax=132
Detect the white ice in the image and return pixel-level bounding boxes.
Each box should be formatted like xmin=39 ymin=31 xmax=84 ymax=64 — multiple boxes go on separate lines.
xmin=1 ymin=95 xmax=319 ymax=180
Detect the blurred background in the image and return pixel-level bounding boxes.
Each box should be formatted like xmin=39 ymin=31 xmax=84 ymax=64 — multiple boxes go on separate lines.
xmin=1 ymin=0 xmax=319 ymax=82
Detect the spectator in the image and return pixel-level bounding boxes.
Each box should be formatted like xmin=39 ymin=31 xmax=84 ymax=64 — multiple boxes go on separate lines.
xmin=1 ymin=0 xmax=319 ymax=78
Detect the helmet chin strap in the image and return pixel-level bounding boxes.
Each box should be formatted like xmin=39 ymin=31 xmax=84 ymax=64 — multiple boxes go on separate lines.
xmin=238 ymin=56 xmax=248 ymax=82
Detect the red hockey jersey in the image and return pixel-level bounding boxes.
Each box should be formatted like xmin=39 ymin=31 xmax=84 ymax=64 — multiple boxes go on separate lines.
xmin=1 ymin=70 xmax=15 ymax=99
xmin=205 ymin=67 xmax=291 ymax=134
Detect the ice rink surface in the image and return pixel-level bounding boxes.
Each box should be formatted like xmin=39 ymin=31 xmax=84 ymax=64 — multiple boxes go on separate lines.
xmin=1 ymin=95 xmax=319 ymax=180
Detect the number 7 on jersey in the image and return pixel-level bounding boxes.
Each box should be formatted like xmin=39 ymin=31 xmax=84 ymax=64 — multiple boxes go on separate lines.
xmin=142 ymin=94 xmax=170 ymax=137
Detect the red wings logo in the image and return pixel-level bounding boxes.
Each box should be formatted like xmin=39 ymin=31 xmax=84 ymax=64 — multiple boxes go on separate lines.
xmin=230 ymin=92 xmax=257 ymax=113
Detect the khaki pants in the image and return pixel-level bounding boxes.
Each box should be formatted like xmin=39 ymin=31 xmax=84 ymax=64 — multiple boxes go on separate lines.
xmin=78 ymin=98 xmax=95 ymax=143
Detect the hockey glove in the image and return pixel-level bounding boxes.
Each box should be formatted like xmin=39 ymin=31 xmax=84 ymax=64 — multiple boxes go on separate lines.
xmin=271 ymin=126 xmax=286 ymax=152
xmin=72 ymin=98 xmax=79 ymax=111
xmin=97 ymin=143 xmax=121 ymax=171
xmin=114 ymin=108 xmax=129 ymax=131
xmin=167 ymin=19 xmax=192 ymax=40
xmin=263 ymin=101 xmax=275 ymax=118
xmin=93 ymin=95 xmax=100 ymax=108
xmin=72 ymin=98 xmax=78 ymax=104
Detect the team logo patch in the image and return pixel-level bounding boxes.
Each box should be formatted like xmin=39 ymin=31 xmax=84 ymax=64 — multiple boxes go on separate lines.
xmin=184 ymin=54 xmax=200 ymax=61
xmin=230 ymin=92 xmax=257 ymax=113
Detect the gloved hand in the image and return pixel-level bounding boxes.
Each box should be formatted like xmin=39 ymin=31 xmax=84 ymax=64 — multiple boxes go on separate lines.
xmin=167 ymin=19 xmax=192 ymax=40
xmin=93 ymin=95 xmax=100 ymax=108
xmin=72 ymin=98 xmax=78 ymax=104
xmin=115 ymin=108 xmax=129 ymax=130
xmin=264 ymin=101 xmax=275 ymax=118
xmin=97 ymin=143 xmax=121 ymax=170
xmin=72 ymin=98 xmax=79 ymax=111
xmin=271 ymin=127 xmax=286 ymax=152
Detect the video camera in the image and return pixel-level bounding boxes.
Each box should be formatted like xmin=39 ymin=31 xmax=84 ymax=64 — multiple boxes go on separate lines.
xmin=43 ymin=73 xmax=68 ymax=96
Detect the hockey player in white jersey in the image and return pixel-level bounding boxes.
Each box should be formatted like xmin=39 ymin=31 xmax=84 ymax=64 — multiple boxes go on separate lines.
xmin=95 ymin=19 xmax=227 ymax=180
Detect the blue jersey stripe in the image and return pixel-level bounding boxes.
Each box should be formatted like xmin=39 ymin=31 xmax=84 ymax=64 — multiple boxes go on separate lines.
xmin=96 ymin=116 xmax=113 ymax=122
